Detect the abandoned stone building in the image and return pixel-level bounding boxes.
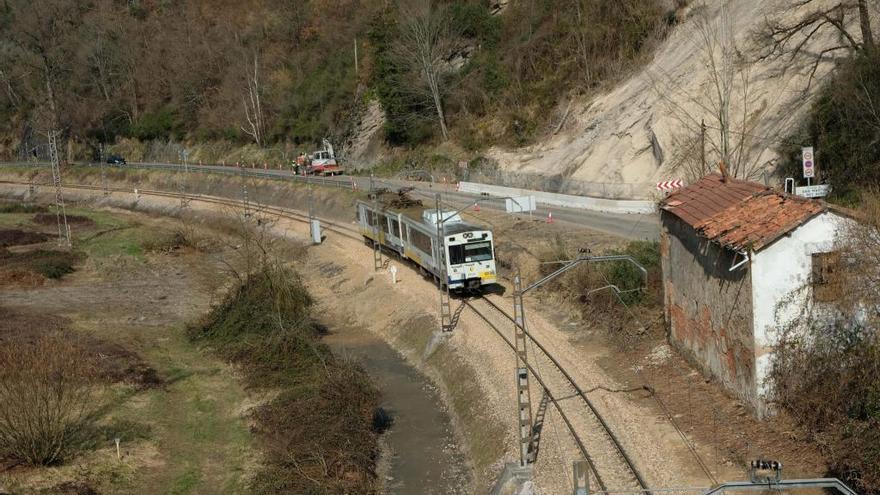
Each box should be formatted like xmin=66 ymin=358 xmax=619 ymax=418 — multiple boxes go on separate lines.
xmin=659 ymin=173 xmax=852 ymax=413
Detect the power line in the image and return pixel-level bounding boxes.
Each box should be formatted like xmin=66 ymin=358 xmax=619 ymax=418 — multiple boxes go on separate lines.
xmin=700 ymin=123 xmax=806 ymax=148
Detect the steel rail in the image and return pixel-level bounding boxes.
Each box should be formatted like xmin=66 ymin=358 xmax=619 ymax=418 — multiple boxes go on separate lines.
xmin=473 ymin=295 xmax=652 ymax=494
xmin=0 ymin=180 xmax=364 ymax=242
xmin=460 ymin=299 xmax=607 ymax=492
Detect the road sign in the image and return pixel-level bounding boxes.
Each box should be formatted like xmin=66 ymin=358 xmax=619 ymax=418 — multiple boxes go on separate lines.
xmin=795 ymin=184 xmax=831 ymax=199
xmin=656 ymin=179 xmax=683 ymax=191
xmin=505 ymin=195 xmax=536 ymax=213
xmin=802 ymin=146 xmax=815 ymax=179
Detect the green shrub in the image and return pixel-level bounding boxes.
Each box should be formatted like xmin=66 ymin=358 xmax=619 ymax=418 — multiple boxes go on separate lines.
xmin=779 ymin=50 xmax=880 ymax=198
xmin=772 ymin=322 xmax=880 ymax=492
xmin=605 ymin=240 xmax=660 ymax=306
xmin=0 ymin=249 xmax=83 ymax=279
xmin=29 ymin=250 xmax=80 ymax=279
xmin=0 ymin=203 xmax=48 ymax=214
xmin=129 ymin=108 xmax=176 ymax=141
xmin=190 ymin=263 xmax=380 ymax=493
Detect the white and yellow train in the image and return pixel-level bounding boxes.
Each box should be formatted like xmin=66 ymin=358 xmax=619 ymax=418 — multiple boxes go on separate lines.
xmin=356 ymin=200 xmax=498 ymax=291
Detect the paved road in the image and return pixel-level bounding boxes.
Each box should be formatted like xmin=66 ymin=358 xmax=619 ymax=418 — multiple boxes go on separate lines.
xmin=4 ymin=161 xmax=660 ymax=240
xmin=160 ymin=163 xmax=660 ymax=240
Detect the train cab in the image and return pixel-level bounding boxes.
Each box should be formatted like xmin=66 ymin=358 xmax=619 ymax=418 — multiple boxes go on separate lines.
xmin=443 ymin=227 xmax=497 ymax=290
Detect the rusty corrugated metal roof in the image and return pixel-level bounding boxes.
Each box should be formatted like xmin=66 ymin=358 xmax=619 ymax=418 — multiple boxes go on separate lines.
xmin=694 ymin=192 xmax=825 ymax=251
xmin=661 ymin=173 xmax=767 ymax=226
xmin=661 ymin=173 xmax=827 ymax=252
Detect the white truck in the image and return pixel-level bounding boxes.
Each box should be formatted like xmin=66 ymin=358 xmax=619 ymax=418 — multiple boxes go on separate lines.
xmin=303 ymin=138 xmax=344 ymax=176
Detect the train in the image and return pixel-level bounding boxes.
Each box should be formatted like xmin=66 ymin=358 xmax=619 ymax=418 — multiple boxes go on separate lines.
xmin=356 ymin=200 xmax=498 ymax=291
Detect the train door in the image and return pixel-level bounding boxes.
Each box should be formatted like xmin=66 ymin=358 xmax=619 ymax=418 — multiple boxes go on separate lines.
xmin=383 ymin=215 xmax=404 ymax=254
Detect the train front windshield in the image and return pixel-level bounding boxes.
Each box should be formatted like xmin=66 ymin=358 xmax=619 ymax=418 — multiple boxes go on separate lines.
xmin=449 ymin=241 xmax=493 ymax=265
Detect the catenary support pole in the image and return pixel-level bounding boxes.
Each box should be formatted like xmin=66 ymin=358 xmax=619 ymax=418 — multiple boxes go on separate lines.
xmin=436 ymin=193 xmax=453 ymax=332
xmin=513 ymin=270 xmax=534 ymax=466
xmin=48 ymin=130 xmax=70 ymax=247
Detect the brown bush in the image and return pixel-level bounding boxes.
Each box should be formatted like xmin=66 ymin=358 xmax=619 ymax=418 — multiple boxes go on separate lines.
xmin=0 ymin=229 xmax=49 ymax=247
xmin=0 ymin=335 xmax=103 ymax=465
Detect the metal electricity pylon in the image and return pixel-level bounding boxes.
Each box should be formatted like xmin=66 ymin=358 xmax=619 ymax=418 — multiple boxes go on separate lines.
xmin=513 ymin=270 xmax=533 ymax=467
xmin=179 ymin=149 xmax=190 ymax=207
xmin=99 ymin=144 xmax=109 ymax=197
xmin=240 ymin=164 xmax=251 ymax=218
xmin=434 ymin=193 xmax=452 ymax=331
xmin=368 ymin=176 xmax=383 ymax=271
xmin=511 ymin=253 xmax=648 ymax=468
xmin=48 ymin=130 xmax=70 ymax=247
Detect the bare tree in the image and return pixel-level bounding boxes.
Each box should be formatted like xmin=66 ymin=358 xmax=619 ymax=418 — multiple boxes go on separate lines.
xmin=4 ymin=0 xmax=89 ymax=131
xmin=394 ymin=0 xmax=460 ymax=141
xmin=757 ymin=0 xmax=876 ymax=90
xmin=241 ymin=51 xmax=266 ymax=147
xmin=0 ymin=335 xmax=103 ymax=465
xmin=653 ymin=3 xmax=772 ymax=181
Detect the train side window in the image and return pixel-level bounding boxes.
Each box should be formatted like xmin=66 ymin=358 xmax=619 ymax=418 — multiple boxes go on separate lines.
xmin=368 ymin=210 xmax=379 ymax=227
xmin=411 ymin=229 xmax=433 ymax=254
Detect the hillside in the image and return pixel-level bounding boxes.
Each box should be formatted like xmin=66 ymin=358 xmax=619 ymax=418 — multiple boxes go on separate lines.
xmin=0 ymin=0 xmax=877 ymax=199
xmin=0 ymin=1 xmax=669 ymax=163
xmin=487 ymin=0 xmax=865 ymax=197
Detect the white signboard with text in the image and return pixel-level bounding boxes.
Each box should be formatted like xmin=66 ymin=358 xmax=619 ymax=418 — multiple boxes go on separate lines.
xmin=795 ymin=184 xmax=831 ymax=199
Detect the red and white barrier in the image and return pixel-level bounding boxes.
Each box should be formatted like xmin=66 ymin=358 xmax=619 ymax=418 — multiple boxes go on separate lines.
xmin=656 ymin=179 xmax=684 ymax=192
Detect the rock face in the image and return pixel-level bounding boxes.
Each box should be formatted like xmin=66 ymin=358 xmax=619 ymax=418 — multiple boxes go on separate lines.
xmin=342 ymin=99 xmax=386 ymax=167
xmin=487 ymin=0 xmax=852 ymax=198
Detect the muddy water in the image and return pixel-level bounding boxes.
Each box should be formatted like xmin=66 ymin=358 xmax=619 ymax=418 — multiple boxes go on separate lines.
xmin=327 ymin=331 xmax=471 ymax=494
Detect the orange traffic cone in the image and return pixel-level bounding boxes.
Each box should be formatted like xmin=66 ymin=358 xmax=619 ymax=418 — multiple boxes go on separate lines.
xmin=473 ymin=202 xmax=480 ymax=212
xmin=546 ymin=212 xmax=553 ymax=224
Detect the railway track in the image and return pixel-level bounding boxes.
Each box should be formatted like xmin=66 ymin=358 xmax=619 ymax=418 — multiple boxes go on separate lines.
xmin=463 ymin=295 xmax=652 ymax=495
xmin=5 ymin=178 xmax=652 ymax=492
xmin=1 ymin=180 xmax=364 ymax=242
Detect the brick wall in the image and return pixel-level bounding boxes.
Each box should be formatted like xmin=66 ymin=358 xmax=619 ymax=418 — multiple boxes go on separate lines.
xmin=661 ymin=212 xmax=758 ymax=406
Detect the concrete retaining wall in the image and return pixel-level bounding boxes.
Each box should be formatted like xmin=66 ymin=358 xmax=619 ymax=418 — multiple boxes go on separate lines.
xmin=456 ymin=181 xmax=657 ymax=215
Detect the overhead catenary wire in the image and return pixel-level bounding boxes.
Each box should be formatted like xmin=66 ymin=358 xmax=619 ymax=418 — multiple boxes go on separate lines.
xmin=595 ymin=269 xmax=720 ymax=486
xmin=470 ymin=295 xmax=654 ymax=494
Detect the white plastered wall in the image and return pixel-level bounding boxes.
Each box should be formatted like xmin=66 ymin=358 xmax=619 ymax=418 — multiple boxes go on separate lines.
xmin=750 ymin=211 xmax=850 ymax=398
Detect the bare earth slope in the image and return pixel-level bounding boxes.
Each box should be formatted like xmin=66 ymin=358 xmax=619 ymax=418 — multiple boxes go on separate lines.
xmin=488 ymin=0 xmax=849 ymax=198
